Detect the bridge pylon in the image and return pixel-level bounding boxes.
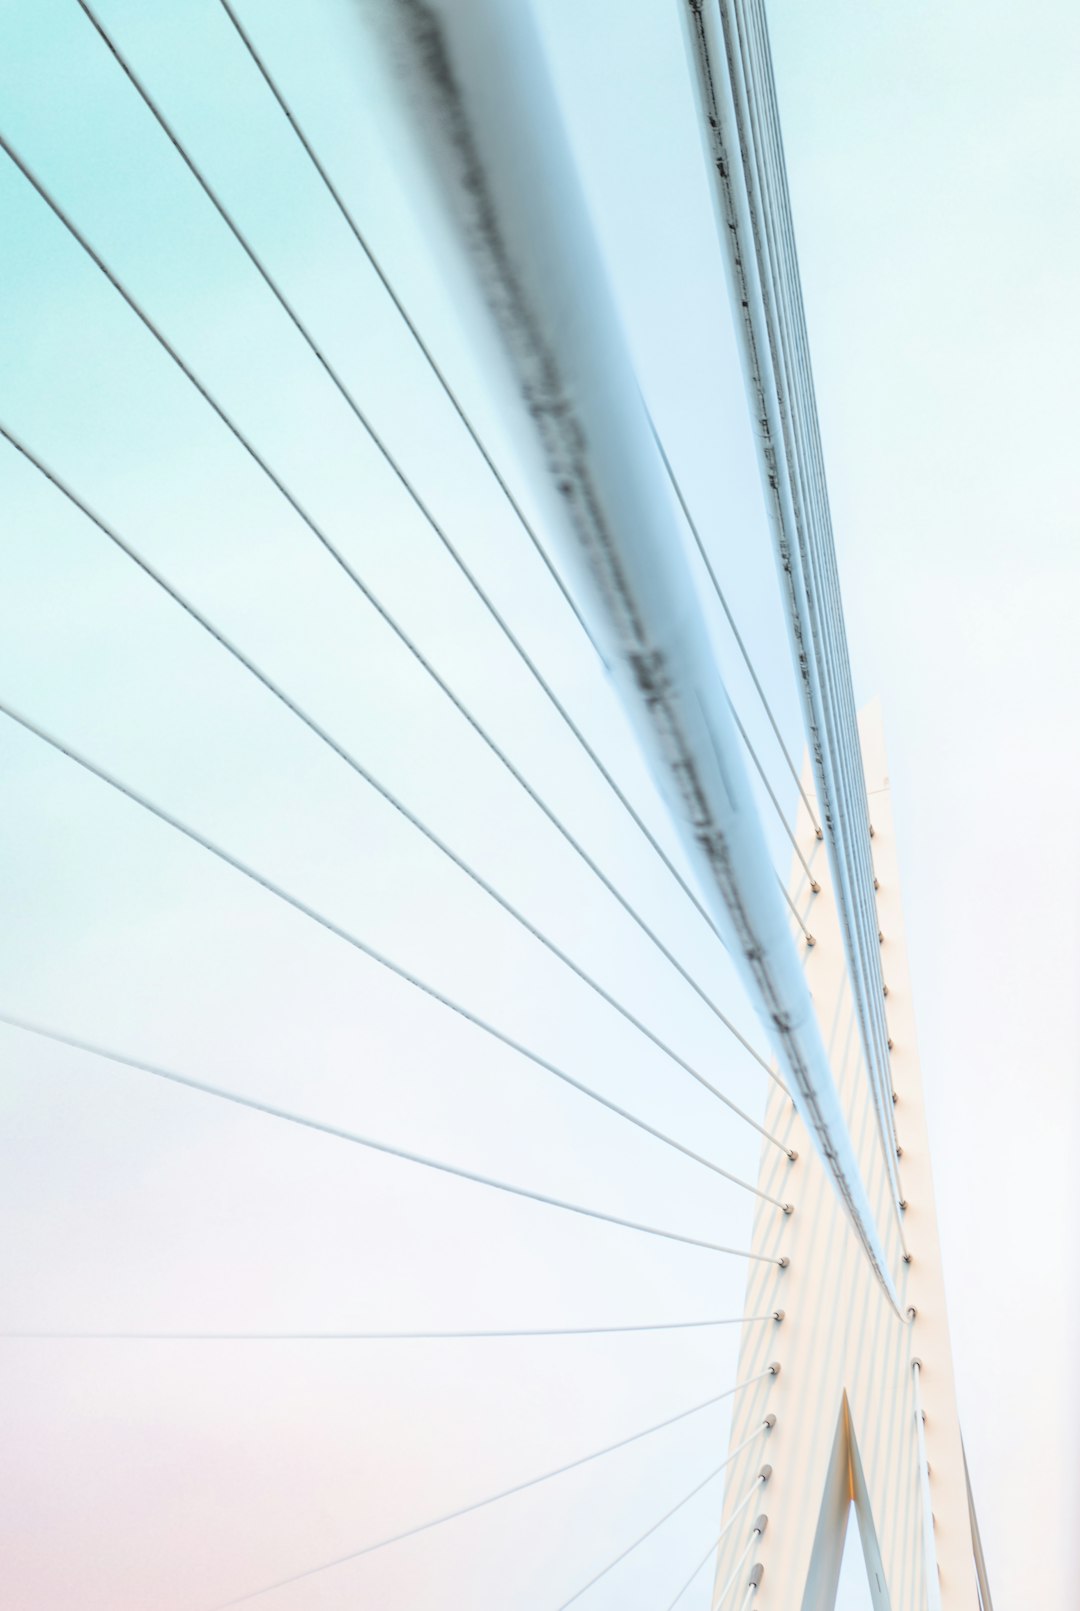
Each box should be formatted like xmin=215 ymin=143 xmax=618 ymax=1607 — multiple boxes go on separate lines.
xmin=716 ymin=705 xmax=983 ymax=1611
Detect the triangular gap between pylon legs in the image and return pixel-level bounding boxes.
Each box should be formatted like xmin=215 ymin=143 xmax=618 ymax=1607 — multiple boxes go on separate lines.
xmin=801 ymin=1394 xmax=893 ymax=1611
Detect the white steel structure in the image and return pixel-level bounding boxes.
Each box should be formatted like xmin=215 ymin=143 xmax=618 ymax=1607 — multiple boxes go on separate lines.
xmin=716 ymin=710 xmax=985 ymax=1610
xmin=366 ymin=3 xmax=993 ymax=1606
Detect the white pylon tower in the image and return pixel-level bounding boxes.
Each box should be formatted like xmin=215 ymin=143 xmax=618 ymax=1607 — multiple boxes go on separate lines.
xmin=714 ymin=706 xmax=986 ymax=1611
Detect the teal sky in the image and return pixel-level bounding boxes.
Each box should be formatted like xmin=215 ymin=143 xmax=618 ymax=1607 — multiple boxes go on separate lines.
xmin=1 ymin=2 xmax=1076 ymax=1608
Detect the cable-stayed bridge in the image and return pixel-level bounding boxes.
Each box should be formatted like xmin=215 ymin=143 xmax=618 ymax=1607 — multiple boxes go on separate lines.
xmin=0 ymin=3 xmax=996 ymax=1608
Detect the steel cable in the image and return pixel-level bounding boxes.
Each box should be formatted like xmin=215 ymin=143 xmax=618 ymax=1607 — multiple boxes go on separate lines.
xmin=208 ymin=1399 xmax=775 ymax=1608
xmin=0 ymin=127 xmax=777 ymax=1088
xmin=663 ymin=1469 xmax=769 ymax=1611
xmin=650 ymin=420 xmax=821 ymax=837
xmin=0 ymin=1010 xmax=788 ymax=1265
xmin=558 ymin=1412 xmax=774 ymax=1608
xmin=74 ymin=0 xmax=729 ymax=959
xmin=1 ymin=1314 xmax=784 ymax=1342
xmin=0 ymin=699 xmax=793 ymax=1164
xmin=0 ymin=422 xmax=794 ymax=1185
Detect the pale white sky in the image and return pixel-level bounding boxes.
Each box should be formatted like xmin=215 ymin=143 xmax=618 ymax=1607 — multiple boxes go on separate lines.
xmin=0 ymin=1 xmax=1075 ymax=1608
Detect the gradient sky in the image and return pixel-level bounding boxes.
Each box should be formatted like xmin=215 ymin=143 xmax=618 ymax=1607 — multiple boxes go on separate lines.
xmin=0 ymin=1 xmax=1075 ymax=1608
